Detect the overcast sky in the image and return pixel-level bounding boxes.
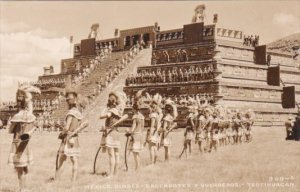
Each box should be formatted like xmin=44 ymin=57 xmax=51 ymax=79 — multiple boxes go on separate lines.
xmin=0 ymin=1 xmax=299 ymax=102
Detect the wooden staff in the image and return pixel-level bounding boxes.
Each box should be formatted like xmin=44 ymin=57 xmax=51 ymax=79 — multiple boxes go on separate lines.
xmin=124 ymin=133 xmax=132 ymax=172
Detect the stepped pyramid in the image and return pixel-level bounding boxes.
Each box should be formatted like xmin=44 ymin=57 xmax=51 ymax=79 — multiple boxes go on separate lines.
xmin=122 ymin=22 xmax=300 ymax=128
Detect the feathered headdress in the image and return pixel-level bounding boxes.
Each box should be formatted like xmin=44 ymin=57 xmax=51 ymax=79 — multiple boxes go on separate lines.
xmin=196 ymin=94 xmax=201 ymax=107
xmin=64 ymin=75 xmax=88 ymax=111
xmin=187 ymin=97 xmax=198 ymax=112
xmin=179 ymin=98 xmax=188 ymax=106
xmin=133 ymin=89 xmax=146 ymax=110
xmin=213 ymin=105 xmax=225 ymax=117
xmin=245 ymin=109 xmax=255 ymax=120
xmin=195 ymin=4 xmax=206 ymax=11
xmin=204 ymin=106 xmax=213 ymax=115
xmin=17 ymin=83 xmax=41 ymax=103
xmin=187 ymin=97 xmax=195 ymax=105
xmin=65 ymin=86 xmax=79 ymax=97
xmin=165 ymin=98 xmax=178 ymax=119
xmin=108 ymin=90 xmax=127 ymax=117
xmin=152 ymin=93 xmax=162 ymax=105
xmin=12 ymin=84 xmax=41 ymax=123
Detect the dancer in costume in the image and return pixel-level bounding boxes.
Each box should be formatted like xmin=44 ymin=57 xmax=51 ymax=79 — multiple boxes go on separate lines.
xmin=99 ymin=91 xmax=127 ymax=177
xmin=126 ymin=95 xmax=145 ymax=171
xmin=160 ymin=98 xmax=177 ymax=161
xmin=180 ymin=98 xmax=197 ymax=158
xmin=195 ymin=107 xmax=206 ymax=153
xmin=8 ymin=84 xmax=40 ymax=192
xmin=146 ymin=93 xmax=163 ymax=164
xmin=54 ymin=86 xmax=88 ymax=183
xmin=243 ymin=109 xmax=254 ymax=142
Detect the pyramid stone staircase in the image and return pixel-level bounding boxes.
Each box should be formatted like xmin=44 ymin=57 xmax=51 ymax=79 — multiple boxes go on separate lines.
xmin=50 ymin=51 xmax=129 ymax=122
xmin=82 ymin=48 xmax=152 ymax=131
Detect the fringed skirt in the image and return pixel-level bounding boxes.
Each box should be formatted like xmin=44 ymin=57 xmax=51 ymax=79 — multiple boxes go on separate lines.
xmin=212 ymin=131 xmax=219 ymax=141
xmin=146 ymin=128 xmax=160 ymax=145
xmin=100 ymin=129 xmax=120 ymax=149
xmin=185 ymin=129 xmax=194 ymax=141
xmin=161 ymin=133 xmax=172 ymax=147
xmin=195 ymin=130 xmax=206 ymax=142
xmin=59 ymin=136 xmax=80 ymax=157
xmin=128 ymin=133 xmax=143 ymax=153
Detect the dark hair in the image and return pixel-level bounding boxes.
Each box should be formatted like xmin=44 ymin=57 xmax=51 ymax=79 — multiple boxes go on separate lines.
xmin=68 ymin=103 xmax=77 ymax=109
xmin=133 ymin=102 xmax=141 ymax=111
xmin=16 ymin=90 xmax=26 ymax=110
xmin=165 ymin=104 xmax=173 ymax=114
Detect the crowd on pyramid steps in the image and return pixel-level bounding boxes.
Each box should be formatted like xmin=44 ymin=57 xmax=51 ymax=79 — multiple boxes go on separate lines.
xmin=0 ymin=101 xmax=17 ymax=110
xmin=243 ymin=35 xmax=259 ymax=47
xmin=72 ymin=43 xmax=144 ymax=94
xmin=125 ymin=65 xmax=215 ymax=86
xmin=78 ymin=43 xmax=144 ymax=108
xmin=126 ymin=93 xmax=216 ymax=108
xmin=33 ymin=78 xmax=67 ymax=89
xmin=1 ymin=97 xmax=62 ymax=125
xmin=156 ymin=31 xmax=184 ymax=42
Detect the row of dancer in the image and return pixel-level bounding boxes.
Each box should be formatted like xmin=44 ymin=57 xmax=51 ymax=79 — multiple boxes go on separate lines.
xmin=7 ymin=86 xmax=253 ymax=192
xmin=180 ymin=97 xmax=254 ymax=158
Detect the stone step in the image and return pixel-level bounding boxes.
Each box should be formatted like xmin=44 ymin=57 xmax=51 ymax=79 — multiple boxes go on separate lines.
xmin=83 ymin=48 xmax=152 ymax=131
xmin=49 ymin=51 xmax=129 ymax=121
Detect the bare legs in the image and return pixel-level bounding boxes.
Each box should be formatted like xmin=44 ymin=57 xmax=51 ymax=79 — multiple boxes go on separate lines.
xmin=114 ymin=150 xmax=119 ymax=175
xmin=198 ymin=140 xmax=204 ymax=153
xmin=70 ymin=157 xmax=78 ymax=182
xmin=234 ymin=134 xmax=238 ymax=144
xmin=133 ymin=152 xmax=140 ymax=171
xmin=187 ymin=141 xmax=192 ymax=155
xmin=16 ymin=167 xmax=28 ymax=192
xmin=149 ymin=143 xmax=158 ymax=164
xmin=164 ymin=146 xmax=170 ymax=161
xmin=108 ymin=148 xmax=119 ymax=176
xmin=209 ymin=140 xmax=218 ymax=152
xmin=206 ymin=137 xmax=211 ymax=152
xmin=180 ymin=140 xmax=192 ymax=158
xmin=54 ymin=154 xmax=78 ymax=183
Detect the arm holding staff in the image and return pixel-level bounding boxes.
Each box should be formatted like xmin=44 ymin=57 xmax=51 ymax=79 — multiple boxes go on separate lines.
xmin=66 ymin=120 xmax=89 ymax=140
xmin=96 ymin=90 xmax=127 ymax=177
